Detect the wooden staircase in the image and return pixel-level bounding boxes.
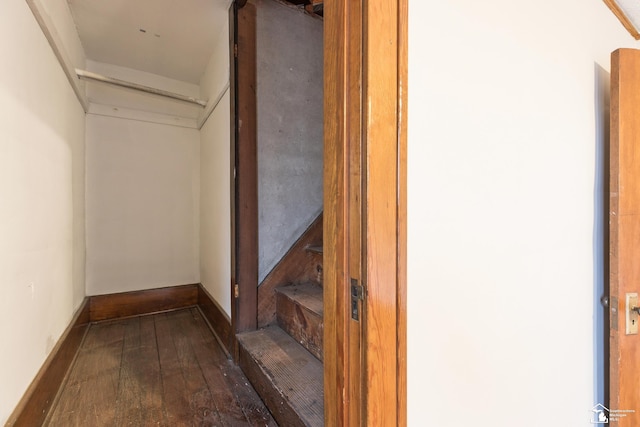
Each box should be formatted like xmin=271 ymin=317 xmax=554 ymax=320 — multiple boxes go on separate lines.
xmin=237 ymin=218 xmax=324 ymax=427
xmin=275 ymin=282 xmax=323 ymax=361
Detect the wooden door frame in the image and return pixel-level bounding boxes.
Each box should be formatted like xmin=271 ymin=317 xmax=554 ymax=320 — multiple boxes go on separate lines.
xmin=233 ymin=0 xmax=408 ymax=423
xmin=609 ymin=48 xmax=640 ymax=426
xmin=232 ymin=0 xmax=258 ymax=345
xmin=324 ymin=0 xmax=407 ymax=424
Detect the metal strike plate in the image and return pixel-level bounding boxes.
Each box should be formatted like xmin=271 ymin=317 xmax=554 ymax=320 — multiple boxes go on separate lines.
xmin=351 ymin=279 xmax=362 ymax=321
xmin=626 ymin=293 xmax=639 ymax=335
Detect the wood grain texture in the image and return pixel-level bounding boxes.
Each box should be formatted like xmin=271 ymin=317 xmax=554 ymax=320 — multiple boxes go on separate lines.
xmin=8 ymin=284 xmax=251 ymax=425
xmin=155 ymin=310 xmax=223 ymax=425
xmin=198 ymin=284 xmax=233 ymax=355
xmin=6 ymin=299 xmax=90 ymax=427
xmin=346 ymin=0 xmax=364 ymax=424
xmin=362 ymin=0 xmax=404 ymax=424
xmin=258 ymin=213 xmax=324 ymax=327
xmin=609 ymin=48 xmax=640 ymax=426
xmin=235 ymin=0 xmax=259 ymax=334
xmin=276 ymin=283 xmax=324 ymax=360
xmin=47 ymin=319 xmax=127 ymax=426
xmin=114 ymin=316 xmax=164 ymax=425
xmin=88 ymin=284 xmax=199 ymax=322
xmin=323 ymin=0 xmax=349 ymax=423
xmin=46 ymin=309 xmax=276 ymax=427
xmin=397 ymin=0 xmax=408 ymax=424
xmin=237 ymin=326 xmax=324 ymax=427
xmin=188 ymin=309 xmax=275 ymax=426
xmin=229 ymin=1 xmax=238 ymax=355
xmin=323 ymin=0 xmax=406 ymax=423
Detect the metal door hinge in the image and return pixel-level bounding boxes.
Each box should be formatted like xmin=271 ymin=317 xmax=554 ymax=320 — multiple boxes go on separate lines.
xmin=351 ymin=279 xmax=364 ymax=321
xmin=234 ymin=44 xmax=238 ymax=58
xmin=234 ymin=283 xmax=239 ymax=298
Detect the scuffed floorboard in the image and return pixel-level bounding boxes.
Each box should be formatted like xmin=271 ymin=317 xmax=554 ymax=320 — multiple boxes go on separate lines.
xmin=45 ymin=308 xmax=277 ymax=427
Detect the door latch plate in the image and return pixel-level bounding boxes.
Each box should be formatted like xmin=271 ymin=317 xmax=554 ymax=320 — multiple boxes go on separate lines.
xmin=626 ymin=293 xmax=638 ymax=335
xmin=351 ymin=279 xmax=363 ymax=321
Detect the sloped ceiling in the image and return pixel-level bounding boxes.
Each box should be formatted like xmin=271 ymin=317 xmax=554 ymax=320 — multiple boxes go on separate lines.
xmin=67 ymin=0 xmax=230 ymax=84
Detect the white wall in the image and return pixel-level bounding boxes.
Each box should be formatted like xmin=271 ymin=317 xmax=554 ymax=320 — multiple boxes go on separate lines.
xmin=85 ymin=115 xmax=200 ymax=295
xmin=407 ymin=0 xmax=640 ymax=425
xmin=199 ymin=21 xmax=230 ymax=108
xmin=200 ymin=18 xmax=232 ymax=316
xmin=200 ymin=91 xmax=232 ymax=316
xmin=0 ymin=0 xmax=85 ymax=423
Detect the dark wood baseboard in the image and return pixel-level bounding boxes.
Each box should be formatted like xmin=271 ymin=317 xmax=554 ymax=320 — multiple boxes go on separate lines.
xmin=89 ymin=284 xmax=199 ymax=322
xmin=198 ymin=284 xmax=233 ymax=356
xmin=7 ymin=283 xmax=235 ymax=425
xmin=6 ymin=298 xmax=90 ymax=427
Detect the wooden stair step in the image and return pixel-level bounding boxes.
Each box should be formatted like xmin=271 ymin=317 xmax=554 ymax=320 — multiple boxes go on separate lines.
xmin=275 ymin=283 xmax=323 ymax=361
xmin=237 ymin=326 xmax=324 ymax=427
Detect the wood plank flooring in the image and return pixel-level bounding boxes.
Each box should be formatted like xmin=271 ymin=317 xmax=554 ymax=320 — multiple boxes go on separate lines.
xmin=45 ymin=308 xmax=277 ymax=427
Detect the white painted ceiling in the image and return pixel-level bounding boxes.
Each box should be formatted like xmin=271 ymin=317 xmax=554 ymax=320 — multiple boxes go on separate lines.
xmin=67 ymin=0 xmax=230 ymax=84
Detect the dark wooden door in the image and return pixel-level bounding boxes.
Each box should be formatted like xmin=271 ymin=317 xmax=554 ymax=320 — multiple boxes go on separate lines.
xmin=609 ymin=48 xmax=640 ymax=427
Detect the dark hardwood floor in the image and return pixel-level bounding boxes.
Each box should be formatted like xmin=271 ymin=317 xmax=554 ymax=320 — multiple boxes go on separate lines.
xmin=45 ymin=308 xmax=277 ymax=427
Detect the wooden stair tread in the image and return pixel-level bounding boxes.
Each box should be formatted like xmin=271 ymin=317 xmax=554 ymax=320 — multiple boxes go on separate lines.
xmin=237 ymin=326 xmax=324 ymax=427
xmin=275 ymin=283 xmax=323 ymax=316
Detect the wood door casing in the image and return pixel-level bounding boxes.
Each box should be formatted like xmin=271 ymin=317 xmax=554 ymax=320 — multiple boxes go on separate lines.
xmin=397 ymin=0 xmax=408 ymax=423
xmin=362 ymin=0 xmax=400 ymax=424
xmin=324 ymin=0 xmax=407 ymax=424
xmin=232 ymin=0 xmax=408 ymax=422
xmin=609 ymin=48 xmax=640 ymax=426
xmin=347 ymin=0 xmax=364 ymax=424
xmin=323 ymin=0 xmax=350 ymax=423
xmin=233 ymin=1 xmax=258 ymax=337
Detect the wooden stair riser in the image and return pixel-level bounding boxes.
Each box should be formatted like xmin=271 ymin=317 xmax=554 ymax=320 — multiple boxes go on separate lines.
xmin=276 ymin=290 xmax=324 ymax=361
